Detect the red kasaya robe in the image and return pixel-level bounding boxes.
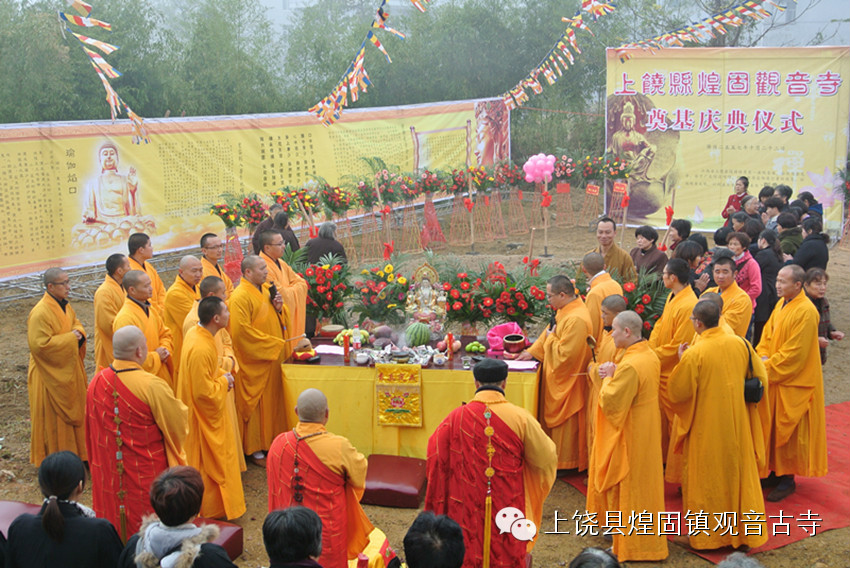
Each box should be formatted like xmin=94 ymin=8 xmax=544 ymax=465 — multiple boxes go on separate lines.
xmin=425 ymin=401 xmax=527 ymax=568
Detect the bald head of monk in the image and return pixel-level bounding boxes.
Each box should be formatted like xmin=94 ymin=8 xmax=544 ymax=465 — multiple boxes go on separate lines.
xmin=112 ymin=325 xmax=148 ymax=365
xmin=692 ymin=300 xmax=721 ymax=333
xmin=581 ymin=252 xmax=605 ymax=277
xmin=43 ymin=268 xmax=71 ymax=301
xmin=776 ymin=264 xmax=805 ymax=301
xmin=242 ymin=255 xmax=268 ymax=287
xmin=698 ymin=291 xmax=724 ymax=312
xmin=199 ymin=276 xmax=226 ymax=299
xmin=178 ymin=255 xmax=203 ymax=287
xmin=600 ymin=293 xmax=627 ymax=329
xmin=611 ymin=310 xmax=644 ymax=349
xmin=296 ymin=388 xmax=329 ymax=425
xmin=123 ymin=270 xmax=152 ymax=302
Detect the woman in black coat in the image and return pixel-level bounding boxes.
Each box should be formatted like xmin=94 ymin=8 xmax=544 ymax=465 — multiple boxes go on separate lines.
xmin=5 ymin=451 xmax=123 ymax=568
xmin=754 ymin=229 xmax=782 ymax=347
xmin=787 ymin=216 xmax=829 ymax=271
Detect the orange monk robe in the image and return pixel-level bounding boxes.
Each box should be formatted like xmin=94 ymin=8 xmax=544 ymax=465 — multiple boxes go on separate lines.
xmin=260 ymin=251 xmax=308 ymax=338
xmin=705 ymin=281 xmax=752 ymax=337
xmin=668 ymin=327 xmax=768 ymax=550
xmin=528 ymin=299 xmax=593 ymax=470
xmin=128 ymin=257 xmax=166 ymax=315
xmin=586 ymin=329 xmax=624 ymax=454
xmin=585 ymin=272 xmax=624 ymax=342
xmin=230 ymin=278 xmax=293 ymax=454
xmin=588 ymin=244 xmax=637 ymax=283
xmin=176 ymin=326 xmax=246 ymax=520
xmin=113 ymin=298 xmax=173 ymax=388
xmin=163 ymin=275 xmax=200 ymax=374
xmin=93 ymin=275 xmax=124 ymax=371
xmin=268 ymin=422 xmax=373 ymax=567
xmin=184 ymin=302 xmax=246 ymax=472
xmin=201 ymin=256 xmax=233 ymax=299
xmin=647 ymin=285 xmax=698 ymax=451
xmin=26 ymin=293 xmax=88 ymax=466
xmin=756 ymin=290 xmax=827 ymax=478
xmin=587 ymin=341 xmax=667 ymax=561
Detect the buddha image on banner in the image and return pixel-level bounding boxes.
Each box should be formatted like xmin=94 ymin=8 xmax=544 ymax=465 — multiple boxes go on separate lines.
xmin=605 ymin=46 xmax=850 ymax=231
xmin=71 ymin=141 xmax=156 ymax=248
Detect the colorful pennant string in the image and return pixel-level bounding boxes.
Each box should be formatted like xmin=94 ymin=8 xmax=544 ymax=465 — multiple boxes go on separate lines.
xmin=409 ymin=0 xmax=432 ymax=13
xmin=59 ymin=3 xmax=149 ymax=143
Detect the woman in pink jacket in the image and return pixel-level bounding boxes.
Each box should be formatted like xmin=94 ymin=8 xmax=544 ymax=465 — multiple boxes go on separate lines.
xmin=726 ymin=231 xmax=762 ymax=309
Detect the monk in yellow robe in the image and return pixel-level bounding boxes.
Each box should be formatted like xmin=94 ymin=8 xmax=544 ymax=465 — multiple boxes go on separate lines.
xmin=230 ymin=255 xmax=296 ymax=466
xmin=258 ymin=229 xmax=309 ymax=338
xmin=86 ymin=325 xmax=188 ymax=539
xmin=184 ymin=276 xmax=245 ymax=472
xmin=113 ymin=270 xmax=174 ymax=388
xmin=756 ymin=265 xmax=827 ymax=501
xmin=519 ymin=275 xmax=593 ymax=471
xmin=588 ymin=311 xmax=667 ymax=561
xmin=668 ymin=300 xmax=768 ymax=550
xmin=128 ymin=232 xmax=166 ymax=315
xmin=93 ymin=253 xmax=130 ymax=371
xmin=586 ymin=294 xmax=627 ymax=453
xmin=582 ymin=252 xmax=624 ymax=342
xmin=163 ymin=255 xmax=202 ymax=374
xmin=27 ymin=268 xmax=88 ymax=466
xmin=426 ymin=359 xmax=557 ymax=567
xmin=648 ymin=258 xmax=698 ymax=455
xmin=704 ymin=256 xmax=753 ymax=337
xmin=587 ymin=217 xmax=637 ymax=283
xmin=200 ymin=232 xmax=233 ymax=299
xmin=177 ymin=296 xmax=246 ymax=520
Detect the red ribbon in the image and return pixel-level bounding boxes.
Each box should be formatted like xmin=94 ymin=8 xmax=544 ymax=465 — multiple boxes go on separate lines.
xmin=383 ymin=241 xmax=394 ymax=260
xmin=382 ymin=205 xmax=391 ymax=216
xmin=484 ymin=195 xmax=490 ymax=206
xmin=621 ymin=194 xmax=630 ymax=208
xmin=308 ymin=225 xmax=319 ymax=238
xmin=463 ymin=198 xmax=474 ymax=212
xmin=518 ymin=190 xmax=524 ymax=200
xmin=540 ymin=190 xmax=552 ymax=208
xmin=665 ymin=205 xmax=674 ymax=225
xmin=659 ymin=244 xmax=668 ymax=252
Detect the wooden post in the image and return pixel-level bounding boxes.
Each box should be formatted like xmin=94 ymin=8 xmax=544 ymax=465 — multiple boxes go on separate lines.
xmin=619 ymin=178 xmax=631 ymax=247
xmin=528 ymin=227 xmax=536 ymax=259
xmin=542 ymin=179 xmax=552 ymax=257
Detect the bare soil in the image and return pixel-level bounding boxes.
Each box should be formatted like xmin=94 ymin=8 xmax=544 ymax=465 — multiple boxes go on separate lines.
xmin=1 ymin=223 xmax=847 ymax=567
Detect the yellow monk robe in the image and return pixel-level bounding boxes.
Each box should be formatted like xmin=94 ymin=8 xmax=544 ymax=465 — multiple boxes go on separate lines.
xmin=163 ymin=275 xmax=200 ymax=375
xmin=587 ymin=341 xmax=667 ymax=561
xmin=668 ymin=327 xmax=768 ymax=550
xmin=586 ymin=329 xmax=625 ymax=455
xmin=260 ymin=251 xmax=308 ymax=338
xmin=756 ymin=290 xmax=827 ymax=478
xmin=647 ymin=285 xmax=698 ymax=452
xmin=184 ymin=302 xmax=246 ymax=472
xmin=585 ymin=272 xmax=624 ymax=342
xmin=113 ymin=298 xmax=174 ymax=388
xmin=27 ymin=293 xmax=88 ymax=466
xmin=201 ymin=256 xmax=233 ymax=299
xmin=93 ymin=274 xmax=124 ymax=371
xmin=588 ymin=244 xmax=637 ymax=283
xmin=704 ymin=281 xmax=752 ymax=337
xmin=177 ymin=326 xmax=246 ymax=520
xmin=268 ymin=422 xmax=373 ymax=568
xmin=230 ymin=278 xmax=293 ymax=454
xmin=128 ymin=257 xmax=166 ymax=315
xmin=528 ymin=299 xmax=593 ymax=470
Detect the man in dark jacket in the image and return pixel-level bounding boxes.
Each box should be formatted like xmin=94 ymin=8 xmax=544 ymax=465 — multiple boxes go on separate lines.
xmin=776 ymin=213 xmax=803 ymax=255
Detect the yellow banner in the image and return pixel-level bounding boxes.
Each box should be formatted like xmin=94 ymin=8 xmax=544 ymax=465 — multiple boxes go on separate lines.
xmin=605 ymin=46 xmax=850 ymax=231
xmin=0 ymin=98 xmax=510 ymax=278
xmin=375 ymin=363 xmax=422 ymax=428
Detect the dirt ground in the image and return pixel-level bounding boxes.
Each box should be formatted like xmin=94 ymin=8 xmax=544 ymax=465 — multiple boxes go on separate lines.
xmin=1 ymin=223 xmax=847 ymax=567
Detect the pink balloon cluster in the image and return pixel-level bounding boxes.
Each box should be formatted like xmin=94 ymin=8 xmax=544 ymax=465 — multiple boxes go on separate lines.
xmin=522 ymin=153 xmax=556 ymax=183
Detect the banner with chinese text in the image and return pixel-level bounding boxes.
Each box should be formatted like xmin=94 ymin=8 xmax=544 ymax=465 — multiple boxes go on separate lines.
xmin=605 ymin=46 xmax=849 ymax=231
xmin=0 ymin=98 xmax=509 ymax=279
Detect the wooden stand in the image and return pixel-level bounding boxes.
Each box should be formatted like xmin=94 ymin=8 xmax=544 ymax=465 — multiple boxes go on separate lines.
xmin=448 ymin=195 xmax=472 ymax=246
xmin=420 ymin=195 xmax=447 ymax=250
xmin=577 ymin=183 xmax=601 ymax=227
xmin=554 ymin=182 xmax=574 ymax=227
xmin=399 ymin=203 xmax=421 ymax=253
xmin=336 ymin=213 xmax=358 ymax=265
xmin=359 ymin=208 xmax=382 ymax=261
xmin=541 ymin=180 xmax=552 ymax=257
xmin=487 ymin=191 xmax=507 ymax=239
xmin=505 ymin=187 xmax=529 ymax=235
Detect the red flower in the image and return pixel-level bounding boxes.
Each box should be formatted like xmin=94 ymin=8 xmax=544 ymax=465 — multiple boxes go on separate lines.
xmin=316 ymin=276 xmax=326 ymax=285
xmin=443 ymin=282 xmax=452 ymax=291
xmin=451 ymin=289 xmax=460 ymax=299
xmin=623 ymin=282 xmax=636 ymax=293
xmin=361 ymin=287 xmax=369 ymax=294
xmin=459 ymin=281 xmax=470 ymax=291
xmin=483 ymin=297 xmax=494 ymax=307
xmin=326 ymin=292 xmax=333 ymax=301
xmin=634 ymin=304 xmax=645 ymax=314
xmin=335 ymin=301 xmax=344 ymax=308
xmin=452 ymin=301 xmax=463 ymax=311
xmin=305 ymin=268 xmax=315 ymax=277
xmin=316 ymin=285 xmax=326 ymax=293
xmin=458 ymin=272 xmax=467 ymax=279
xmin=644 ymin=321 xmax=652 ymax=330
xmin=518 ymin=301 xmax=528 ymax=310
xmin=641 ymin=294 xmax=652 ymax=304
xmin=371 ymin=295 xmax=378 ymax=304
xmin=506 ymin=307 xmax=516 ymax=315
xmin=332 ymin=265 xmax=341 ymax=272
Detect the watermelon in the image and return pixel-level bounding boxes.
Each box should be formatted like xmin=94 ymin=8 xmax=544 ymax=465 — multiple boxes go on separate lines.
xmin=405 ymin=322 xmax=431 ymax=347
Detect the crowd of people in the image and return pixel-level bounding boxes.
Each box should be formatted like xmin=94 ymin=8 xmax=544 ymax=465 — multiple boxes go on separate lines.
xmin=7 ymin=179 xmax=842 ymax=567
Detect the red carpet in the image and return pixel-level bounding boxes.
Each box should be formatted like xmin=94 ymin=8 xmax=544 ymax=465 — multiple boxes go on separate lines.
xmin=560 ymin=401 xmax=850 ymax=564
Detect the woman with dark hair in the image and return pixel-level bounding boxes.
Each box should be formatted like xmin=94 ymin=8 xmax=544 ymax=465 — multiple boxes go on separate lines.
xmin=726 ymin=232 xmax=762 ymax=310
xmin=668 ymin=219 xmax=691 ymax=252
xmin=753 ymin=230 xmax=782 ymax=346
xmin=757 ymin=185 xmax=775 ymax=205
xmin=674 ymin=240 xmax=713 ymax=295
xmin=629 ymin=225 xmax=667 ymax=275
xmin=722 ymin=176 xmax=749 ymax=225
xmin=5 ymin=451 xmax=123 ymax=568
xmin=730 ymin=211 xmax=750 ymax=233
xmin=787 ymin=216 xmax=830 ymax=271
xmin=687 ymin=233 xmax=714 ymax=290
xmin=119 ymin=466 xmax=236 ymax=568
xmin=804 ymin=268 xmax=845 ymax=364
xmin=797 ymin=191 xmax=824 ymax=216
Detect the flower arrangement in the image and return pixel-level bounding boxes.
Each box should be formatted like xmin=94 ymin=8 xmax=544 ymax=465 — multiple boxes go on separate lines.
xmin=354 ymin=179 xmax=381 ymax=209
xmin=300 ymin=253 xmax=351 ymax=325
xmin=554 ymin=155 xmax=577 ymax=180
xmin=579 ymin=155 xmax=605 ymax=182
xmin=414 ymin=170 xmax=448 ymax=195
xmin=618 ymin=269 xmax=667 ymax=338
xmin=477 ymin=263 xmax=548 ymax=330
xmin=352 ymin=262 xmax=409 ymax=325
xmin=493 ymin=162 xmax=525 ymax=188
xmin=271 ymin=186 xmax=319 ymax=221
xmin=319 ymin=184 xmax=353 ymax=218
xmin=603 ymin=156 xmax=631 ymax=179
xmin=235 ymin=194 xmax=267 ymax=229
xmin=441 ymin=271 xmax=486 ymax=325
xmin=210 ymin=201 xmax=242 ymax=228
xmin=447 ymin=166 xmax=488 ymax=194
xmin=374 ymin=170 xmax=408 ymax=204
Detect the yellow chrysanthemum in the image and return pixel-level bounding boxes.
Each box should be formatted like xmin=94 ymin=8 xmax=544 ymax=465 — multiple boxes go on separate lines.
xmin=361 ymin=269 xmax=369 ymax=275
xmin=387 ymin=303 xmax=397 ymax=308
xmin=384 ymin=264 xmax=393 ymax=273
xmin=377 ymin=271 xmax=385 ymax=278
xmin=397 ymin=277 xmax=407 ymax=285
xmin=387 ymin=274 xmax=395 ymax=282
xmin=322 ymin=264 xmax=330 ymax=270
